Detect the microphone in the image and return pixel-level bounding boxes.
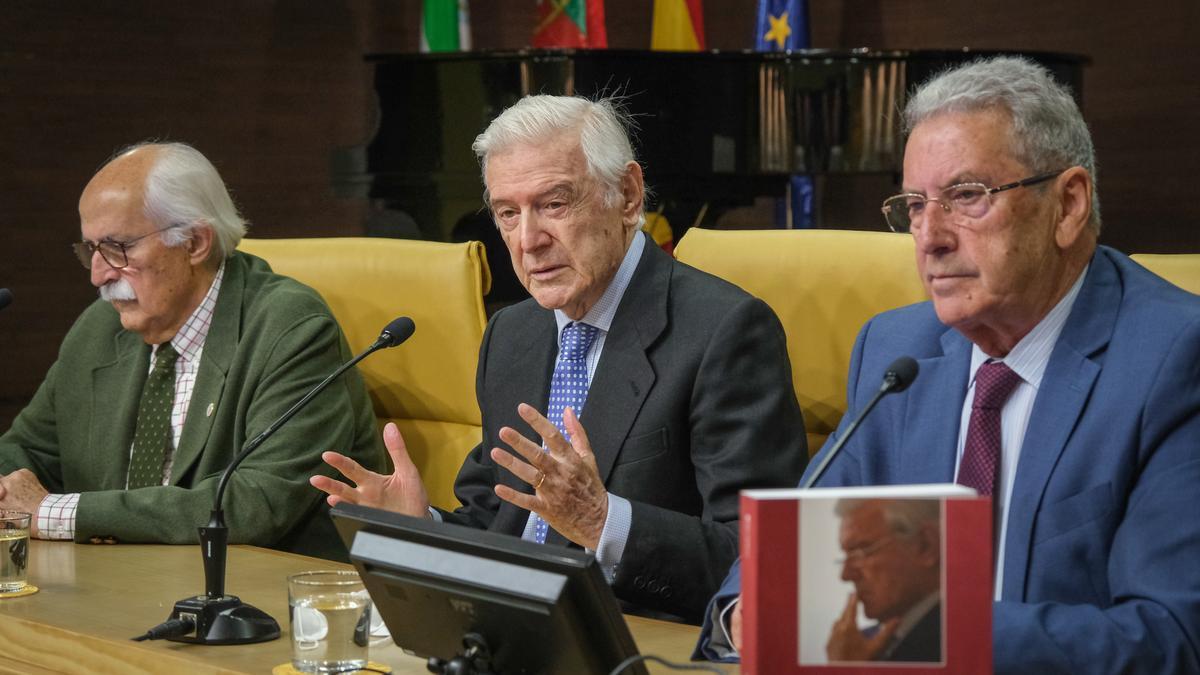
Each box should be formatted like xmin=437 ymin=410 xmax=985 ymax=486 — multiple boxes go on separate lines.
xmin=374 ymin=316 xmax=415 ymax=349
xmin=136 ymin=317 xmax=416 ymax=645
xmin=0 ymin=288 xmax=12 ymax=311
xmin=801 ymin=356 xmax=919 ymax=489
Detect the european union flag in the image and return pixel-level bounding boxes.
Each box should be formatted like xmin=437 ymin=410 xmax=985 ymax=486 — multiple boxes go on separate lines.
xmin=755 ymin=0 xmax=809 ymax=52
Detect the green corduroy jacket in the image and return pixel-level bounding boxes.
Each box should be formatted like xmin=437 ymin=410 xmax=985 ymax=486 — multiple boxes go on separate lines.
xmin=0 ymin=251 xmax=383 ymax=560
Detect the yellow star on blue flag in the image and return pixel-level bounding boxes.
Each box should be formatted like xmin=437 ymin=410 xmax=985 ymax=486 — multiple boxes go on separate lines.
xmin=765 ymin=12 xmax=791 ymax=50
xmin=756 ymin=0 xmax=808 ymax=52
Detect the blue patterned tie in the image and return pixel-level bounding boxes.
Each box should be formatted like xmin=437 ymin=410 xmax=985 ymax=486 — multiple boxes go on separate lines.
xmin=533 ymin=322 xmax=600 ymax=544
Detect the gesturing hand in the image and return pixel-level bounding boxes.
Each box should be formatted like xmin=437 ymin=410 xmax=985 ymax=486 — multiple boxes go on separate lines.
xmin=310 ymin=422 xmax=431 ymax=518
xmin=826 ymin=592 xmax=898 ymax=662
xmin=490 ymin=403 xmax=608 ymax=549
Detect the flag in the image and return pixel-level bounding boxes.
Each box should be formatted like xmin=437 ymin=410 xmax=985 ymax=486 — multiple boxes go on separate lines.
xmin=755 ymin=0 xmax=809 ymax=51
xmin=651 ymin=0 xmax=706 ymax=51
xmin=532 ymin=0 xmax=608 ymax=49
xmin=756 ymin=0 xmax=812 ymax=227
xmin=644 ymin=211 xmax=675 ymax=254
xmin=421 ymin=0 xmax=471 ymax=53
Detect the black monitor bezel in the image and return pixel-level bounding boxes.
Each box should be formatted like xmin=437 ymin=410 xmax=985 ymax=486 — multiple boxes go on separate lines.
xmin=330 ymin=503 xmax=646 ymax=674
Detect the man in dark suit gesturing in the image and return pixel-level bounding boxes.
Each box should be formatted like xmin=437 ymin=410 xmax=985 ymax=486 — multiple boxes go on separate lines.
xmin=698 ymin=57 xmax=1200 ymax=673
xmin=313 ymin=95 xmax=808 ymax=622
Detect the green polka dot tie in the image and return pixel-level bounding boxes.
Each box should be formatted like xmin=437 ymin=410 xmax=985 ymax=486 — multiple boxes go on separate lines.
xmin=128 ymin=343 xmax=179 ymax=489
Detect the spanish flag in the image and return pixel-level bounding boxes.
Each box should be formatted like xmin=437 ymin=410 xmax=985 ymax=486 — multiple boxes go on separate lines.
xmin=532 ymin=0 xmax=608 ymax=49
xmin=651 ymin=0 xmax=706 ymax=51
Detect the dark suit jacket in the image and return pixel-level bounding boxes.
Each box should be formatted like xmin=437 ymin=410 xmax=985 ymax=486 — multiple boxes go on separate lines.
xmin=442 ymin=238 xmax=808 ymax=622
xmin=878 ymin=601 xmax=940 ymax=662
xmin=702 ymin=247 xmax=1200 ymax=673
xmin=0 ymin=252 xmax=383 ymax=560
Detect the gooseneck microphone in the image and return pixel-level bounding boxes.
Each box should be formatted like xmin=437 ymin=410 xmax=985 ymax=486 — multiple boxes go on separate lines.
xmin=0 ymin=288 xmax=13 ymax=312
xmin=135 ymin=316 xmax=416 ymax=645
xmin=800 ymin=356 xmax=919 ymax=490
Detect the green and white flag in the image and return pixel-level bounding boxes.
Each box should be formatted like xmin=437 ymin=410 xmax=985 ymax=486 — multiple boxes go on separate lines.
xmin=421 ymin=0 xmax=471 ymax=52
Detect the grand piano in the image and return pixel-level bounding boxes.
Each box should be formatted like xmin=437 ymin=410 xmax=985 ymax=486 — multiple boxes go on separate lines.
xmin=337 ymin=49 xmax=1084 ymax=299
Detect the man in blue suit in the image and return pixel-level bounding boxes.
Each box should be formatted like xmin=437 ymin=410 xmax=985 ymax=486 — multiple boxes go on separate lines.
xmin=697 ymin=56 xmax=1200 ymax=673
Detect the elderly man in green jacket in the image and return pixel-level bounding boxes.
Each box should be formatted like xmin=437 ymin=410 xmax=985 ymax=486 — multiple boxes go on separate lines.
xmin=0 ymin=142 xmax=381 ymax=560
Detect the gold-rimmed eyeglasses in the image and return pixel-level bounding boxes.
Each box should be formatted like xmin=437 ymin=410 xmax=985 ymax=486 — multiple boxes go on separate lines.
xmin=881 ymin=169 xmax=1066 ymax=234
xmin=72 ymin=224 xmax=183 ymax=270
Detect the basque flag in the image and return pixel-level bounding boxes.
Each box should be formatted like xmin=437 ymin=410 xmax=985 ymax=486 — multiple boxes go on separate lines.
xmin=532 ymin=0 xmax=608 ymax=48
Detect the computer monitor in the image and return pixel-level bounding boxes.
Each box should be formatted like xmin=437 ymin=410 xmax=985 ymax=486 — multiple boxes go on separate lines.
xmin=331 ymin=503 xmax=647 ymax=675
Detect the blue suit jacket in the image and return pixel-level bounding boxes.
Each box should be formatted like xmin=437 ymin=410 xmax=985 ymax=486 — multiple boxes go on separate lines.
xmin=698 ymin=246 xmax=1200 ymax=673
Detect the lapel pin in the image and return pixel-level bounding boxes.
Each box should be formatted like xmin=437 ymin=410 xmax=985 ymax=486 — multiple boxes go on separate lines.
xmin=206 ymin=403 xmax=215 ymax=417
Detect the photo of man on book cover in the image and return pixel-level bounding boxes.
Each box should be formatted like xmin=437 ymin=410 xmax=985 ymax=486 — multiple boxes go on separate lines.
xmin=799 ymin=498 xmax=943 ymax=664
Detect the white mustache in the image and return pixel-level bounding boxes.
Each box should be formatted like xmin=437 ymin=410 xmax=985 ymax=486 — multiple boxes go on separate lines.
xmin=99 ymin=279 xmax=137 ymax=302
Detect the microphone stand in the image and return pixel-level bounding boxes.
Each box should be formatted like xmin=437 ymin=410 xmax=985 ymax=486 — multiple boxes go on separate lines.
xmin=137 ymin=318 xmax=414 ymax=645
xmin=801 ymin=357 xmax=918 ymax=490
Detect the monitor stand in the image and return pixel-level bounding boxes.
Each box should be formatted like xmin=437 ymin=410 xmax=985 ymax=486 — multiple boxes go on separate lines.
xmin=426 ymin=632 xmax=495 ymax=675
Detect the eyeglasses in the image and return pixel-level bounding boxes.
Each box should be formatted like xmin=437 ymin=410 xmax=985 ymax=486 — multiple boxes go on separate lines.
xmin=72 ymin=224 xmax=182 ymax=270
xmin=835 ymin=535 xmax=896 ymax=567
xmin=880 ymin=169 xmax=1066 ymax=234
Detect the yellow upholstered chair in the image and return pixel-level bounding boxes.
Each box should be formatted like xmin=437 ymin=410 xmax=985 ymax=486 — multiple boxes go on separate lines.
xmin=675 ymin=229 xmax=927 ymax=454
xmin=238 ymin=237 xmax=491 ymax=509
xmin=1130 ymin=253 xmax=1200 ymax=295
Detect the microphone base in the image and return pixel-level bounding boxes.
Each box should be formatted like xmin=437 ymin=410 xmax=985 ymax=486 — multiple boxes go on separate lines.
xmin=164 ymin=594 xmax=280 ymax=645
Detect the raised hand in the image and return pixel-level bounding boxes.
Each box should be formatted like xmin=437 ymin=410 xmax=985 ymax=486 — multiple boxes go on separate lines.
xmin=490 ymin=403 xmax=608 ymax=549
xmin=310 ymin=422 xmax=431 ymax=518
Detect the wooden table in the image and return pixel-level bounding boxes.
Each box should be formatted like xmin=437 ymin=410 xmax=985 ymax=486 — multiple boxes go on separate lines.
xmin=0 ymin=541 xmax=735 ymax=674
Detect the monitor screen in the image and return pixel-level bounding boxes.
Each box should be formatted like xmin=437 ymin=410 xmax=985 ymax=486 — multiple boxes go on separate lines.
xmin=331 ymin=503 xmax=646 ymax=675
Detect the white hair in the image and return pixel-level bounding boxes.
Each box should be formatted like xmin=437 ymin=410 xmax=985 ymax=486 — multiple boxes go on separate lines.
xmin=99 ymin=278 xmax=136 ymax=302
xmin=835 ymin=498 xmax=941 ymax=540
xmin=472 ymin=95 xmax=647 ymax=226
xmin=904 ymin=56 xmax=1101 ymax=233
xmin=112 ymin=141 xmax=248 ymax=261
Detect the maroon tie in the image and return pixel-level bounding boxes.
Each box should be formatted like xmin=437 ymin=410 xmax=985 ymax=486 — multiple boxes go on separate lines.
xmin=957 ymin=361 xmax=1023 ymax=496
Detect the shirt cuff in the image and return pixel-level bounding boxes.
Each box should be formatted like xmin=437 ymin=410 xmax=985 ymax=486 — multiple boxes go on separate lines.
xmin=695 ymin=595 xmax=742 ymax=662
xmin=427 ymin=506 xmax=443 ymax=522
xmin=590 ymin=493 xmax=631 ymax=583
xmin=716 ymin=596 xmax=741 ymax=658
xmin=37 ymin=493 xmax=79 ymax=540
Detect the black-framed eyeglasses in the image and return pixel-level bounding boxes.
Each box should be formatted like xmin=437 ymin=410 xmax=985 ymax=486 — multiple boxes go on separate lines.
xmin=72 ymin=224 xmax=182 ymax=270
xmin=880 ymin=169 xmax=1067 ymax=234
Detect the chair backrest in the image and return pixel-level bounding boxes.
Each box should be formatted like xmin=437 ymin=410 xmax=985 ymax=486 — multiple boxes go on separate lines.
xmin=238 ymin=237 xmax=491 ymax=509
xmin=675 ymin=229 xmax=927 ymax=454
xmin=1130 ymin=253 xmax=1200 ymax=295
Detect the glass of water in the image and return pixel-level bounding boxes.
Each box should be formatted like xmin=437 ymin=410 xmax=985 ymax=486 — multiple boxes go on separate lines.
xmin=288 ymin=570 xmax=372 ymax=673
xmin=0 ymin=511 xmax=30 ymax=593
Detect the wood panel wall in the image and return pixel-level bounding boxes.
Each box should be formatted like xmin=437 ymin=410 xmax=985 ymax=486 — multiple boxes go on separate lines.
xmin=1 ymin=1 xmax=1196 ymax=426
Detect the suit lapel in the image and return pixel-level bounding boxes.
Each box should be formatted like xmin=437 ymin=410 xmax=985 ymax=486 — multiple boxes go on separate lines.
xmin=90 ymin=331 xmax=151 ymax=490
xmin=1001 ymin=254 xmax=1115 ymax=599
xmin=897 ymin=330 xmax=971 ymax=484
xmin=544 ymin=241 xmax=666 ymax=547
xmin=581 ymin=244 xmax=666 ymax=484
xmin=169 ymin=259 xmax=242 ymax=485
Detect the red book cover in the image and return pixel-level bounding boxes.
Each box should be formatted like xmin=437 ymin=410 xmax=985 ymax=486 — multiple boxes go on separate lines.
xmin=741 ymin=485 xmax=992 ymax=674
